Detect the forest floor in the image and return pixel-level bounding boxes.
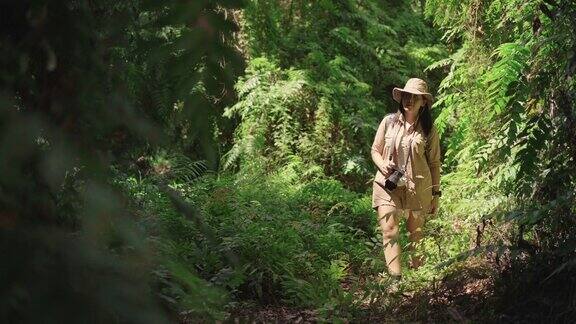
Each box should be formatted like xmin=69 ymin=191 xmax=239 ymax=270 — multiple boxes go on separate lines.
xmin=221 ymin=251 xmax=576 ymax=323
xmin=222 ymin=257 xmax=496 ymax=323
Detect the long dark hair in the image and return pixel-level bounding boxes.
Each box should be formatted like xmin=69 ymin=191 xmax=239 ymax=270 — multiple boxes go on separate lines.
xmin=397 ymin=101 xmax=433 ymax=137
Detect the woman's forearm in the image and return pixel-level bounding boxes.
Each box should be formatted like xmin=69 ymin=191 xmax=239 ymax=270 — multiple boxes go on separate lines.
xmin=371 ymin=149 xmax=388 ymax=176
xmin=430 ymin=165 xmax=440 ymax=191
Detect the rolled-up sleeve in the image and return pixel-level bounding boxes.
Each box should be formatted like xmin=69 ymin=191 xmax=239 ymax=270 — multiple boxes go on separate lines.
xmin=425 ymin=125 xmax=441 ymax=189
xmin=371 ymin=117 xmax=388 ymax=176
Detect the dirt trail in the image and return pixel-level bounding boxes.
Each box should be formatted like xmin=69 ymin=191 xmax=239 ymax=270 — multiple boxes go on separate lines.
xmin=220 ymin=250 xmax=576 ymax=323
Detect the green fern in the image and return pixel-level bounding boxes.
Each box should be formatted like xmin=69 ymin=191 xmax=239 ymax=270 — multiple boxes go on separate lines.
xmin=482 ymin=42 xmax=530 ymax=118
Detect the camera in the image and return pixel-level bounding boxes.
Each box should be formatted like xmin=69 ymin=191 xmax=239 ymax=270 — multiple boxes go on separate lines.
xmin=384 ymin=167 xmax=406 ymax=191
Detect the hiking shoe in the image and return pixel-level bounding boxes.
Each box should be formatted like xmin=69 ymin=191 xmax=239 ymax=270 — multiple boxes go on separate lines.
xmin=376 ymin=273 xmax=403 ymax=294
xmin=388 ymin=274 xmax=403 ymax=294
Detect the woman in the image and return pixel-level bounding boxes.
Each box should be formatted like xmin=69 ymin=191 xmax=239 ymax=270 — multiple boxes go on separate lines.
xmin=370 ymin=77 xmax=441 ymax=279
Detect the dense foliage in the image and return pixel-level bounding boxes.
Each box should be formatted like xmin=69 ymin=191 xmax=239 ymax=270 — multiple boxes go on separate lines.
xmin=1 ymin=0 xmax=575 ymax=322
xmin=0 ymin=0 xmax=243 ymax=322
xmin=225 ymin=0 xmax=447 ymax=191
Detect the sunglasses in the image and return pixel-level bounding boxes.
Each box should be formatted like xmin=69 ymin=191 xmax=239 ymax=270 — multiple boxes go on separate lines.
xmin=401 ymin=92 xmax=421 ymax=101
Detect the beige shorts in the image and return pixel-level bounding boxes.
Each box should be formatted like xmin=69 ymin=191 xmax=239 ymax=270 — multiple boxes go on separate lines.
xmin=375 ymin=204 xmax=425 ymax=223
xmin=373 ymin=183 xmax=410 ymax=211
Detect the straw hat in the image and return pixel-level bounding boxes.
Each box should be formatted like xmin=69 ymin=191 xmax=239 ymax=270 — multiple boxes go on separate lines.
xmin=392 ymin=78 xmax=434 ymax=107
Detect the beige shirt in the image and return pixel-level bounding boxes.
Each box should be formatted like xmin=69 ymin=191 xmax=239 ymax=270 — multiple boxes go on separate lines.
xmin=371 ymin=112 xmax=441 ymax=211
xmin=394 ymin=120 xmax=417 ymax=178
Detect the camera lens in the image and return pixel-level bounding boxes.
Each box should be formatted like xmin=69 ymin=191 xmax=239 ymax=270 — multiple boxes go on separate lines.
xmin=384 ymin=179 xmax=397 ymax=191
xmin=384 ymin=169 xmax=404 ymax=191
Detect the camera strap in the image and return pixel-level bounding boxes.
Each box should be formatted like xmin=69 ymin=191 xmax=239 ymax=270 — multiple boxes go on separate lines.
xmin=388 ymin=113 xmax=420 ymax=174
xmin=387 ymin=123 xmax=399 ymax=162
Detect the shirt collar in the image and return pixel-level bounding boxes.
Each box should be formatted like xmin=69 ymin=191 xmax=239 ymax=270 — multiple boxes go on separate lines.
xmin=395 ymin=111 xmax=419 ymax=132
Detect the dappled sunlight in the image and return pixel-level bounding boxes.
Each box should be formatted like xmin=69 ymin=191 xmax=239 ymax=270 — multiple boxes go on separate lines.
xmin=1 ymin=0 xmax=575 ymax=322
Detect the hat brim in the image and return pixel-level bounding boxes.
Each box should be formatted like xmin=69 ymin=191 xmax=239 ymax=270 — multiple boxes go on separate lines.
xmin=393 ymin=87 xmax=434 ymax=106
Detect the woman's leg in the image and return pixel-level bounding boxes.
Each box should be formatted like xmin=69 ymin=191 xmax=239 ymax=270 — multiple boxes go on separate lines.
xmin=406 ymin=210 xmax=425 ymax=269
xmin=377 ymin=205 xmax=401 ymax=276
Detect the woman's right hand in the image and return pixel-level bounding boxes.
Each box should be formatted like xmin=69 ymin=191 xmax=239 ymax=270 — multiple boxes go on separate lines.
xmin=383 ymin=161 xmax=397 ymax=177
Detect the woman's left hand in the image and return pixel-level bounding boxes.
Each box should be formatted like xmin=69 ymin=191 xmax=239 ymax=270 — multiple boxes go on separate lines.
xmin=428 ymin=196 xmax=439 ymax=214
